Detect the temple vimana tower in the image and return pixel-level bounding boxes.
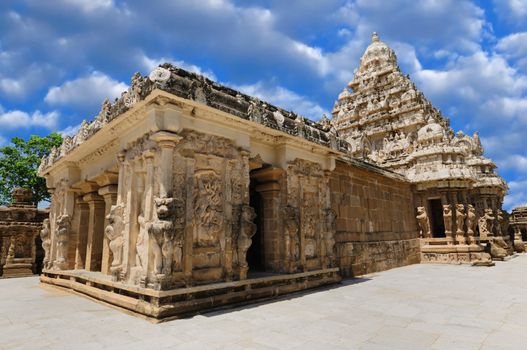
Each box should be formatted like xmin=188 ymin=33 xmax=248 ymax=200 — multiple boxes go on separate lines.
xmin=38 ymin=33 xmax=518 ymax=320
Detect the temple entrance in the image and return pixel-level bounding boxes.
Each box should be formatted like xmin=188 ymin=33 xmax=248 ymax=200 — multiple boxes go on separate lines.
xmin=247 ymin=176 xmax=265 ymax=272
xmin=429 ymin=199 xmax=445 ymax=238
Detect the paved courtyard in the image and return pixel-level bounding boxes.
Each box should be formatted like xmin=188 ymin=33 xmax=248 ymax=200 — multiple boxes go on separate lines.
xmin=2 ymin=255 xmax=527 ymax=349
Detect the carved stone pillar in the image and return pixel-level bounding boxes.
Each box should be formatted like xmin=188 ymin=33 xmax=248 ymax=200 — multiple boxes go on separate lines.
xmin=252 ymin=167 xmax=284 ymax=273
xmin=73 ymin=197 xmax=89 ymax=270
xmin=150 ymin=131 xmax=182 ymax=198
xmin=99 ymin=185 xmax=118 ymax=275
xmin=83 ymin=192 xmax=105 ymax=272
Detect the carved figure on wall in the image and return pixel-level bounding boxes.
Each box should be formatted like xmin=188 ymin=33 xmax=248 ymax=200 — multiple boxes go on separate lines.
xmin=136 ymin=214 xmax=149 ymax=271
xmin=194 ymin=170 xmax=224 ymax=247
xmin=6 ymin=235 xmax=16 ymax=264
xmin=40 ymin=218 xmax=51 ymax=268
xmin=416 ymin=206 xmax=431 ymax=238
xmin=443 ymin=205 xmax=453 ymax=237
xmin=54 ymin=214 xmax=71 ymax=268
xmin=105 ymin=205 xmax=125 ymax=273
xmin=148 ymin=197 xmax=175 ymax=275
xmin=513 ymin=226 xmax=526 ymax=252
xmin=324 ymin=208 xmax=337 ymax=266
xmin=455 ymin=204 xmax=466 ymax=244
xmin=478 ymin=208 xmax=495 ymax=238
xmin=284 ymin=205 xmax=300 ymax=263
xmin=238 ymin=205 xmax=257 ymax=277
xmin=172 ymin=199 xmax=186 ymax=272
xmin=465 ymin=205 xmax=477 ymax=244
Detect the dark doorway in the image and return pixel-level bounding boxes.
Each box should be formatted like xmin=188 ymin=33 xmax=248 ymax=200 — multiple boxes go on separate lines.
xmin=429 ymin=199 xmax=445 ymax=238
xmin=34 ymin=235 xmax=44 ymax=274
xmin=247 ymin=177 xmax=264 ymax=272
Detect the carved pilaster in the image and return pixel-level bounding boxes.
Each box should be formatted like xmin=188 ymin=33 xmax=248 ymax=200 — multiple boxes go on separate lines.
xmin=99 ymin=184 xmax=118 ymax=275
xmin=83 ymin=192 xmax=105 ymax=272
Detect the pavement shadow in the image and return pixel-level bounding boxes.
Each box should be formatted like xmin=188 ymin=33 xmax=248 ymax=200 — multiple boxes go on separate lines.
xmin=200 ymin=276 xmax=372 ymax=318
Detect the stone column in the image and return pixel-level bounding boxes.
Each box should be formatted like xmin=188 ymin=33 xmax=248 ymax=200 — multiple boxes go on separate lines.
xmin=150 ymin=132 xmax=182 ymax=198
xmin=83 ymin=192 xmax=106 ymax=272
xmin=99 ymin=185 xmax=118 ymax=275
xmin=73 ymin=197 xmax=89 ymax=270
xmin=252 ymin=167 xmax=284 ymax=273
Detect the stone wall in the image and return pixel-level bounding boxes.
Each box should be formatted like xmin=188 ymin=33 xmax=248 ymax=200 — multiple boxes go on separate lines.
xmin=330 ymin=160 xmax=420 ymax=277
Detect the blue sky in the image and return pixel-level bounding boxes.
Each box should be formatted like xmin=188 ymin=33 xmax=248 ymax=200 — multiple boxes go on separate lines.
xmin=1 ymin=0 xmax=526 ymax=210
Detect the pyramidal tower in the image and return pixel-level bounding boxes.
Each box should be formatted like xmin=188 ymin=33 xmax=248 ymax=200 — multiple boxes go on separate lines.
xmin=332 ymin=33 xmax=506 ymax=221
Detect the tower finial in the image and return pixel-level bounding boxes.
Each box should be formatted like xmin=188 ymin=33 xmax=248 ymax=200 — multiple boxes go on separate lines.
xmin=372 ymin=32 xmax=379 ymax=43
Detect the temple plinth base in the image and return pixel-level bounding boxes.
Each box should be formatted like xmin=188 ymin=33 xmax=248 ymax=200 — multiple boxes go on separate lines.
xmin=420 ymin=239 xmax=494 ymax=266
xmin=2 ymin=262 xmax=34 ymax=278
xmin=40 ymin=268 xmax=341 ymax=321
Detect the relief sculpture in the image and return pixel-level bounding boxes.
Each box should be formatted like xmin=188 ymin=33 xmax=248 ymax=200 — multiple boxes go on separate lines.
xmin=194 ymin=170 xmax=224 ymax=247
xmin=465 ymin=205 xmax=476 ymax=244
xmin=324 ymin=208 xmax=337 ymax=266
xmin=147 ymin=197 xmax=175 ymax=275
xmin=54 ymin=214 xmax=71 ymax=269
xmin=238 ymin=205 xmax=257 ymax=279
xmin=455 ymin=204 xmax=466 ymax=244
xmin=105 ymin=205 xmax=125 ymax=274
xmin=284 ymin=206 xmax=300 ymax=265
xmin=416 ymin=206 xmax=431 ymax=238
xmin=442 ymin=205 xmax=452 ymax=238
xmin=40 ymin=218 xmax=51 ymax=269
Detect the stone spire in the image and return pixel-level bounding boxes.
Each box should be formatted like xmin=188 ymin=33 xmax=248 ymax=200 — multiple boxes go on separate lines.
xmin=331 ymin=33 xmax=506 ymax=194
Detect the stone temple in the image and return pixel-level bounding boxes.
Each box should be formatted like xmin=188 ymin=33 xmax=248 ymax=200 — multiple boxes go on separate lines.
xmin=38 ymin=33 xmax=515 ymax=320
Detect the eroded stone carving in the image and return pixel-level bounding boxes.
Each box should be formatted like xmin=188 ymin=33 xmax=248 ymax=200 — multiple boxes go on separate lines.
xmin=194 ymin=170 xmax=223 ymax=247
xmin=416 ymin=206 xmax=431 ymax=238
xmin=136 ymin=214 xmax=148 ymax=271
xmin=40 ymin=218 xmax=51 ymax=269
xmin=478 ymin=208 xmax=495 ymax=239
xmin=54 ymin=214 xmax=71 ymax=269
xmin=105 ymin=205 xmax=125 ymax=274
xmin=324 ymin=208 xmax=337 ymax=266
xmin=238 ymin=205 xmax=257 ymax=279
xmin=148 ymin=197 xmax=175 ymax=275
xmin=465 ymin=205 xmax=477 ymax=244
xmin=284 ymin=205 xmax=300 ymax=264
xmin=455 ymin=204 xmax=466 ymax=244
xmin=443 ymin=205 xmax=452 ymax=238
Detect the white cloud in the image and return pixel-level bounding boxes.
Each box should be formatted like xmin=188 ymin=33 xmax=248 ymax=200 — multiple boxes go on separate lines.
xmin=493 ymin=0 xmax=527 ymax=25
xmin=140 ymin=54 xmax=217 ymax=81
xmin=45 ymin=72 xmax=128 ymax=108
xmin=496 ymin=32 xmax=527 ymax=73
xmin=58 ymin=124 xmax=80 ymax=137
xmin=0 ymin=106 xmax=59 ymax=129
xmin=504 ymin=179 xmax=527 ymax=210
xmin=232 ymin=81 xmax=329 ymax=120
xmin=60 ymin=0 xmax=115 ymax=12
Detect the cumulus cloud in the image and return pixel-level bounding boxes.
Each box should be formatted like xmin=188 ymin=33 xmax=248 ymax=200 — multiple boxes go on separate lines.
xmin=0 ymin=105 xmax=59 ymax=129
xmin=493 ymin=0 xmax=527 ymax=27
xmin=58 ymin=124 xmax=81 ymax=137
xmin=496 ymin=32 xmax=527 ymax=73
xmin=45 ymin=72 xmax=128 ymax=108
xmin=504 ymin=179 xmax=527 ymax=210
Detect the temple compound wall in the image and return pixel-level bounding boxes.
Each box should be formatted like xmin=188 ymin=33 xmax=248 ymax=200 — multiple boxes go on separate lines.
xmin=0 ymin=188 xmax=48 ymax=278
xmin=330 ymin=160 xmax=420 ymax=276
xmin=37 ymin=33 xmax=510 ymax=319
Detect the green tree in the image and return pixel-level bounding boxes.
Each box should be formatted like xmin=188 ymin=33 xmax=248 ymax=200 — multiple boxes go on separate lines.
xmin=0 ymin=133 xmax=63 ymax=205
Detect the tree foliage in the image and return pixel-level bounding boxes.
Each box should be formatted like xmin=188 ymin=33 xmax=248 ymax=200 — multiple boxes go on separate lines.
xmin=0 ymin=133 xmax=63 ymax=205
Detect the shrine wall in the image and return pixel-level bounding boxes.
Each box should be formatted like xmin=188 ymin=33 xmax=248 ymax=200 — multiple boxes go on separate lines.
xmin=330 ymin=160 xmax=420 ymax=277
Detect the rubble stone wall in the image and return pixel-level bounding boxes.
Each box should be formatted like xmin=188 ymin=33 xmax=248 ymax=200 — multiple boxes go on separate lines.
xmin=330 ymin=160 xmax=420 ymax=277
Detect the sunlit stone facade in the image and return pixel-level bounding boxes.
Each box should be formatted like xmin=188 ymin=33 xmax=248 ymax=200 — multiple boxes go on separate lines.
xmin=38 ymin=33 xmax=512 ymax=319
